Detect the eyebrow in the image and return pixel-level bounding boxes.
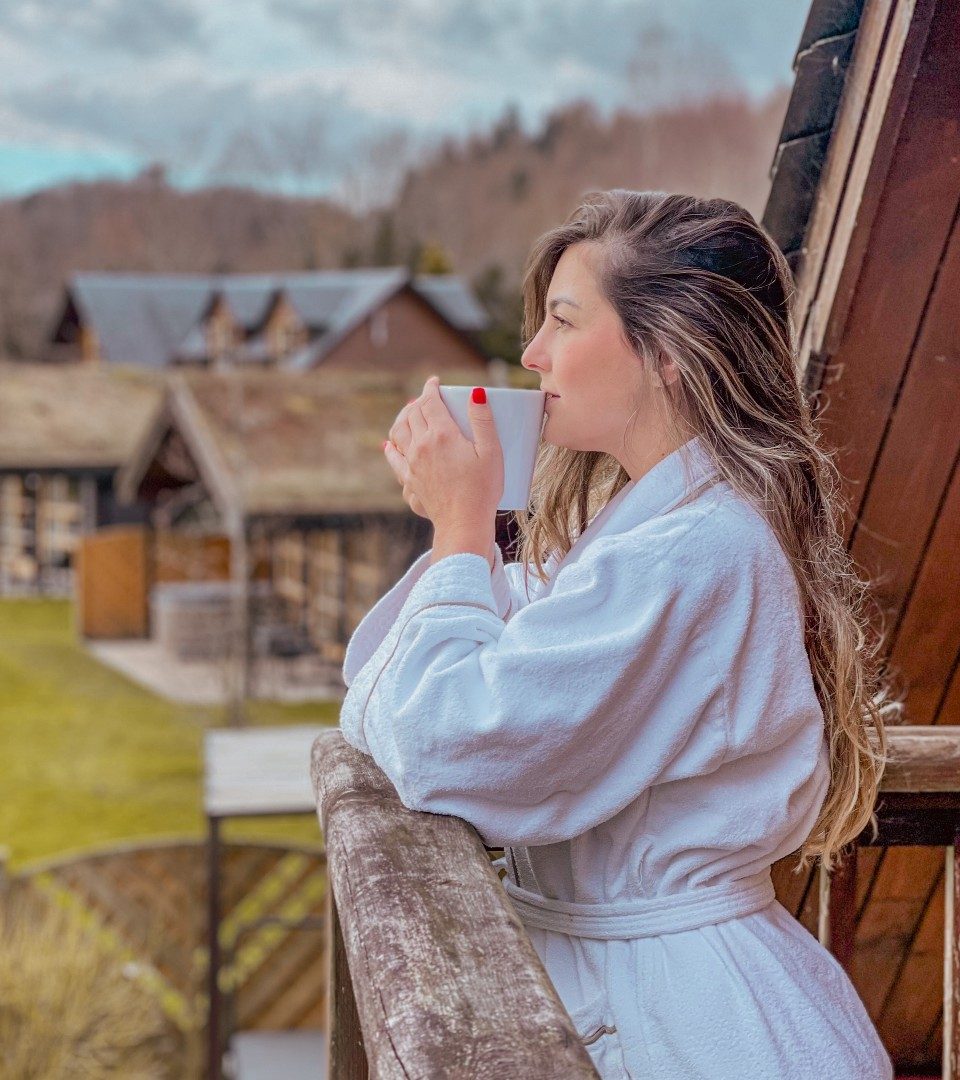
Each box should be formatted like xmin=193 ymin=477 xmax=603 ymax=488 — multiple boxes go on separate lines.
xmin=547 ymin=295 xmax=581 ymax=313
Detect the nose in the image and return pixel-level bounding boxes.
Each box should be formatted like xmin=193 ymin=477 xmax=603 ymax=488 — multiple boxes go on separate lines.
xmin=520 ymin=321 xmax=549 ymax=373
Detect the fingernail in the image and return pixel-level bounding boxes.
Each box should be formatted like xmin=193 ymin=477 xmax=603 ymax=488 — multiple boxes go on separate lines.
xmin=471 ymin=387 xmax=486 ymax=404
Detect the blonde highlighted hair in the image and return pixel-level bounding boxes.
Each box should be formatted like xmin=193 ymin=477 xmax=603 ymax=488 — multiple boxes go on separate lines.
xmin=513 ymin=189 xmax=904 ymax=870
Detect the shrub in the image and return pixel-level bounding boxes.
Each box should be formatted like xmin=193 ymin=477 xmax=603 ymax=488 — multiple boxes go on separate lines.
xmin=0 ymin=886 xmax=175 ymax=1078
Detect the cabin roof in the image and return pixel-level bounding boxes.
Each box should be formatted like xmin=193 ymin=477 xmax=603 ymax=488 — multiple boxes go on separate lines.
xmin=0 ymin=363 xmax=163 ymax=470
xmin=283 ymin=270 xmax=490 ymax=369
xmin=52 ymin=269 xmax=490 ymax=368
xmin=117 ymin=366 xmax=499 ymax=518
xmin=64 ymin=274 xmax=213 ymax=369
xmin=761 ymin=0 xmax=866 ymax=271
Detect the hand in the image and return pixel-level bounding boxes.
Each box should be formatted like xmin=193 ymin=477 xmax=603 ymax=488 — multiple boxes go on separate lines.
xmin=383 ymin=375 xmax=503 ymax=534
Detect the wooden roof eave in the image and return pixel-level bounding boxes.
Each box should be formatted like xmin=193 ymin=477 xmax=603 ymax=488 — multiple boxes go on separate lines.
xmin=302 ymin=273 xmax=411 ymax=366
xmin=115 ymin=376 xmax=243 ymax=530
xmin=252 ymin=286 xmax=295 ymax=335
xmin=49 ymin=287 xmax=82 ymax=345
xmin=166 ymin=377 xmax=244 ymax=531
xmin=788 ymin=0 xmax=937 ymax=386
xmin=114 ymin=395 xmax=175 ymax=505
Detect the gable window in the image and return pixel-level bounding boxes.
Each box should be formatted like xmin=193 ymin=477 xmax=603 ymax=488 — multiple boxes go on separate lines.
xmin=370 ymin=309 xmax=389 ymax=347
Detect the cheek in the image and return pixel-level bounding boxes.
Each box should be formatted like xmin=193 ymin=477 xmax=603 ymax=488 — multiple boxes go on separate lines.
xmin=555 ymin=342 xmax=594 ymax=393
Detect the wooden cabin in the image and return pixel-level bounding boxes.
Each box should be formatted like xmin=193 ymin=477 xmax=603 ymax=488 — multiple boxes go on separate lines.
xmin=260 ymin=292 xmax=309 ymax=362
xmin=760 ymin=0 xmax=960 ymax=1071
xmin=279 ymin=271 xmax=491 ymax=373
xmin=48 ymin=270 xmax=491 ymax=373
xmin=0 ymin=364 xmax=161 ymax=594
xmin=113 ymin=368 xmax=527 ymax=664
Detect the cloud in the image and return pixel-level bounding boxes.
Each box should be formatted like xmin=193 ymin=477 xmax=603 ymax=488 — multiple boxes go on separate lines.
xmin=270 ymin=0 xmax=733 ymax=91
xmin=5 ymin=71 xmax=423 ymax=202
xmin=0 ymin=0 xmax=206 ymax=57
xmin=0 ymin=0 xmax=805 ymax=199
xmin=268 ymin=0 xmax=746 ymax=123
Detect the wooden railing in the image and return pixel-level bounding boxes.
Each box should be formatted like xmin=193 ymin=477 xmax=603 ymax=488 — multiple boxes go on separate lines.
xmin=313 ymin=726 xmax=960 ymax=1079
xmin=310 ymin=730 xmax=599 ymax=1079
xmin=821 ymin=726 xmax=960 ymax=1080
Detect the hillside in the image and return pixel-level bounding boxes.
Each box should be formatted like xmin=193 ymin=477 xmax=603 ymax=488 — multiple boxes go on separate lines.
xmin=0 ymin=89 xmax=790 ymax=361
xmin=390 ymin=90 xmax=790 ymax=287
xmin=0 ymin=176 xmax=369 ymax=359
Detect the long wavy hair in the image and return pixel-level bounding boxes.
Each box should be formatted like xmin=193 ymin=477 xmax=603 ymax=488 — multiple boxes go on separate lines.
xmin=513 ymin=189 xmax=903 ymax=870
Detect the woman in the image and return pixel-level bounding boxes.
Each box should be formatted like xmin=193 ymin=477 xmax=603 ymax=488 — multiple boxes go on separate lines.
xmin=338 ymin=190 xmax=899 ymax=1078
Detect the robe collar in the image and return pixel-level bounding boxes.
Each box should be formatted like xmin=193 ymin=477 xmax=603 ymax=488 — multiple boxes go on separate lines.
xmin=542 ymin=435 xmax=722 ymax=587
xmin=609 ymin=434 xmax=721 ymax=530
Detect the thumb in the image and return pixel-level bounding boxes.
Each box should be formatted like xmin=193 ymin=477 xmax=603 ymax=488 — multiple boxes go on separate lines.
xmin=467 ymin=386 xmax=499 ymax=453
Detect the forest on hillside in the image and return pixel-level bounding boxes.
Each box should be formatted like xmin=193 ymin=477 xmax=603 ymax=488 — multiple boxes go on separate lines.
xmin=0 ymin=88 xmax=789 ymax=364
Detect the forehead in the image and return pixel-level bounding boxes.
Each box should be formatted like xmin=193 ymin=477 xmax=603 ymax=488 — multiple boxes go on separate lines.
xmin=549 ymin=241 xmax=601 ymax=298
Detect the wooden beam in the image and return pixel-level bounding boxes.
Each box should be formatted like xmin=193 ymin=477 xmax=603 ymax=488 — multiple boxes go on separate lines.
xmin=793 ymin=0 xmax=905 ymax=371
xmin=311 ymin=730 xmax=600 ymax=1079
xmin=810 ymin=0 xmax=960 ymax=540
xmin=879 ymin=727 xmax=960 ymax=792
xmin=819 ymin=847 xmax=858 ymax=973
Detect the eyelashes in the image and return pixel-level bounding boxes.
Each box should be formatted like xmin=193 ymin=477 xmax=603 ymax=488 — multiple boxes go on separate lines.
xmin=521 ymin=314 xmax=569 ymax=350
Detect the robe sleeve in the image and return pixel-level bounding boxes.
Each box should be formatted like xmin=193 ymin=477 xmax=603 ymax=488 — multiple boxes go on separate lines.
xmin=337 ymin=522 xmax=731 ymax=847
xmin=341 ymin=542 xmax=533 ymax=688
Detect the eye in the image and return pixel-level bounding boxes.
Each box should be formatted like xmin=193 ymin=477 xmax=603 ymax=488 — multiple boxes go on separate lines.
xmin=551 ymin=314 xmax=569 ymax=329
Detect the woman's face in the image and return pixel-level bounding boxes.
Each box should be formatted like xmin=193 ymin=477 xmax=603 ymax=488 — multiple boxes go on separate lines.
xmin=520 ymin=240 xmax=684 ymax=480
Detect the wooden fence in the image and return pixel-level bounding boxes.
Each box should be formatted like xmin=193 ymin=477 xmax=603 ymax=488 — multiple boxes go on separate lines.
xmin=313 ymin=726 xmax=960 ymax=1079
xmin=7 ymin=839 xmax=327 ymax=1078
xmin=76 ymin=527 xmax=232 ymax=639
xmin=76 ymin=525 xmax=152 ymax=638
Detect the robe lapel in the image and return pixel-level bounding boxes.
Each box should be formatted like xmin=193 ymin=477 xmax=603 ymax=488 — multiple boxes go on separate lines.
xmin=536 ymin=436 xmax=720 ymax=600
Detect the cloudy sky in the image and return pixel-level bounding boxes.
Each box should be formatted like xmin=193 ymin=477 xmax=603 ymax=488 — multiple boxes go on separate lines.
xmin=0 ymin=0 xmax=809 ymax=208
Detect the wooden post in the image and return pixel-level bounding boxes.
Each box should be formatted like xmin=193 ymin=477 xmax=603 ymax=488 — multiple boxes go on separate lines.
xmin=945 ymin=833 xmax=958 ymax=1080
xmin=326 ymin=882 xmax=369 ymax=1079
xmin=818 ymin=847 xmax=858 ymax=973
xmin=207 ymin=816 xmax=223 ymax=1080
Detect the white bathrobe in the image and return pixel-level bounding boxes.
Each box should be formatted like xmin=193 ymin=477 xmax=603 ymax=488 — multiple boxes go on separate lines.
xmin=337 ymin=435 xmax=893 ymax=1079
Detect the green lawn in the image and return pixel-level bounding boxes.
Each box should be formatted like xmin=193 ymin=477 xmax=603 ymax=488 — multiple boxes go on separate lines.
xmin=0 ymin=599 xmax=340 ymax=871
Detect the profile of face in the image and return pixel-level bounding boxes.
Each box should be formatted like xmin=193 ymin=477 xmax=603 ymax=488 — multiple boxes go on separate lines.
xmin=520 ymin=241 xmax=686 ymax=481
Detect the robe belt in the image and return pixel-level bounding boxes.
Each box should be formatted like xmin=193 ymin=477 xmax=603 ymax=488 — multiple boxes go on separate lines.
xmin=493 ymin=865 xmax=776 ymax=940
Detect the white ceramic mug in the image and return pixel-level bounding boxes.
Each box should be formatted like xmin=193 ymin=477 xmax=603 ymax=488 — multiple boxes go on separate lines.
xmin=438 ymin=386 xmax=546 ymax=511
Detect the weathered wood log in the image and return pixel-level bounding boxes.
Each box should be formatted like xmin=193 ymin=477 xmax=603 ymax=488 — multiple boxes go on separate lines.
xmin=878 ymin=726 xmax=960 ymax=792
xmin=326 ymin=882 xmax=368 ymax=1078
xmin=311 ymin=729 xmax=599 ymax=1079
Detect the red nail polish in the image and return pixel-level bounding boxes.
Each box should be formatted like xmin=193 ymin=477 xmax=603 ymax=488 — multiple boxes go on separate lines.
xmin=472 ymin=387 xmax=486 ymax=404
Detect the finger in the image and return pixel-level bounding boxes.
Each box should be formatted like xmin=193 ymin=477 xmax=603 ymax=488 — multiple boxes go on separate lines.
xmin=407 ymin=399 xmax=428 ymax=438
xmin=388 ymin=398 xmax=419 ymax=450
xmin=418 ymin=376 xmax=456 ymax=429
xmin=389 ymin=411 xmax=413 ymax=453
xmin=383 ymin=440 xmax=409 ymax=484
